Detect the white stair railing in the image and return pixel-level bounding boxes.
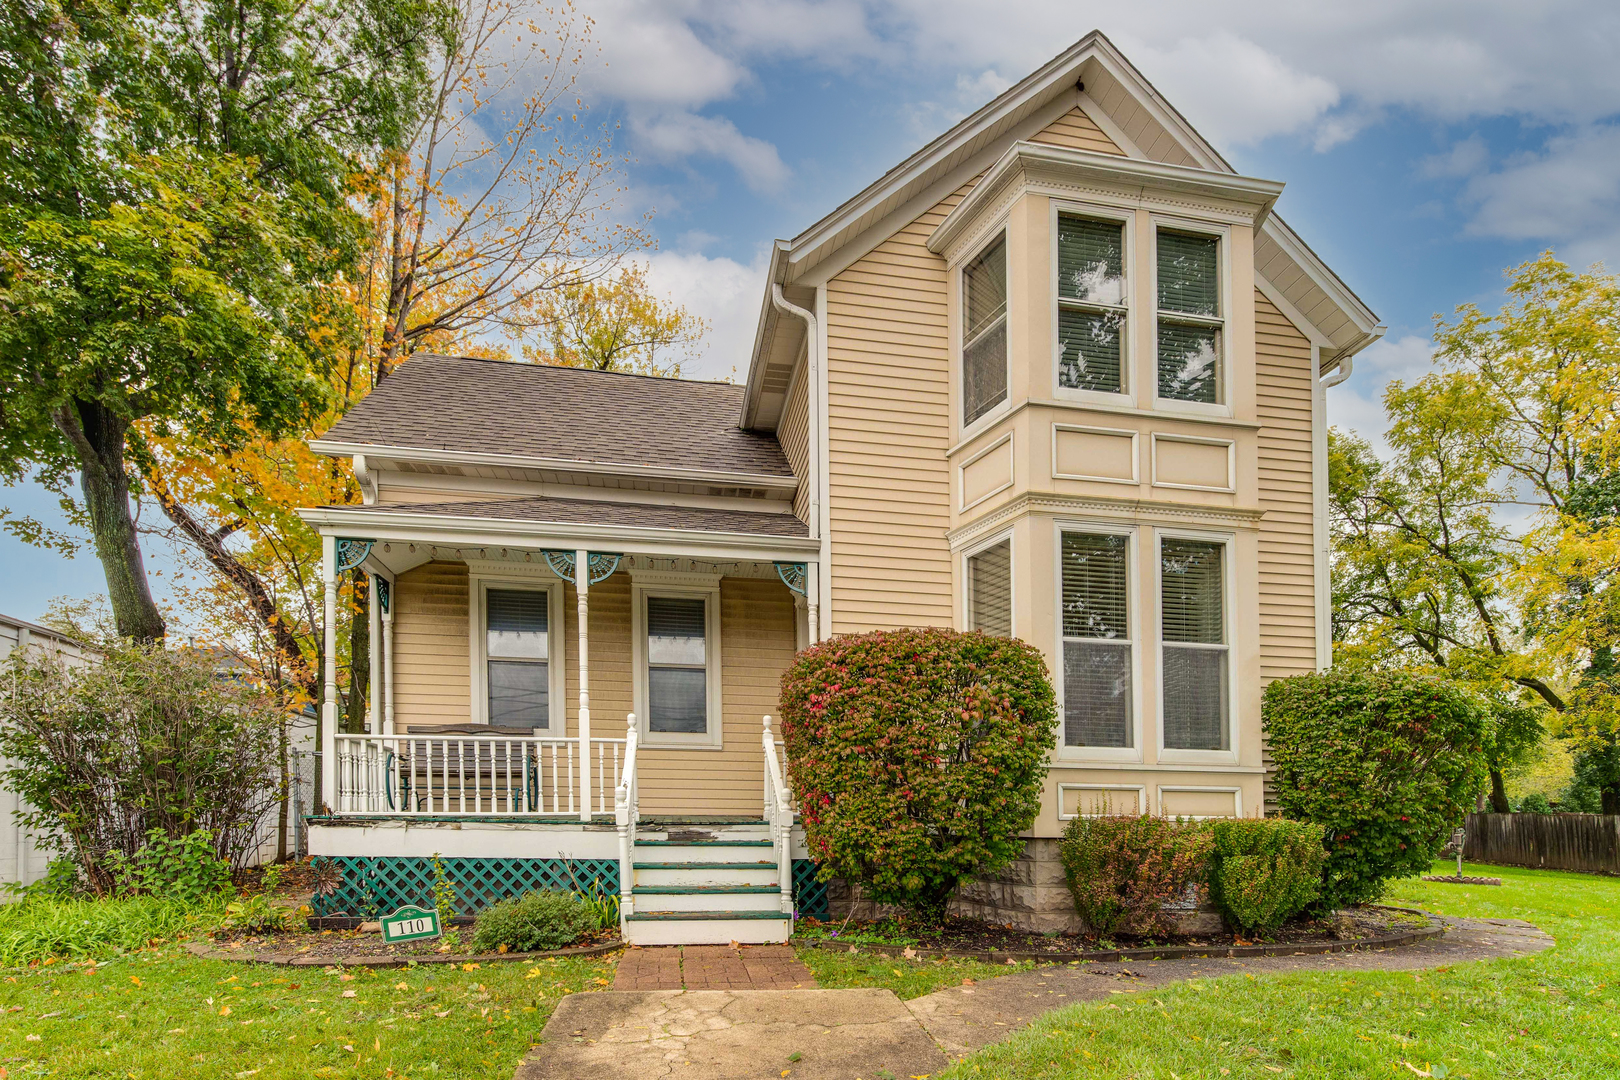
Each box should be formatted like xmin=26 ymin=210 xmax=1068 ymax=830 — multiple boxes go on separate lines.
xmin=761 ymin=715 xmax=794 ymax=917
xmin=614 ymin=713 xmax=640 ymax=923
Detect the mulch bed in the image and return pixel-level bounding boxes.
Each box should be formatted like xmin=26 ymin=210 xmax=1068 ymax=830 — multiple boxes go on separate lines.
xmin=794 ymin=906 xmax=1442 ymax=964
xmin=195 ymin=925 xmax=622 ymax=967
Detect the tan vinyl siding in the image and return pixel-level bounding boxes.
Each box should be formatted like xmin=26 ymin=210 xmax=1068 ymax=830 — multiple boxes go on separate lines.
xmin=778 ymin=366 xmax=812 ymax=525
xmin=392 ymin=562 xmax=471 ymax=726
xmin=1028 ymin=107 xmax=1125 ymax=155
xmin=392 ymin=567 xmax=796 ymax=815
xmin=824 ymin=184 xmax=973 ymax=632
xmin=1254 ymin=290 xmax=1318 ymax=681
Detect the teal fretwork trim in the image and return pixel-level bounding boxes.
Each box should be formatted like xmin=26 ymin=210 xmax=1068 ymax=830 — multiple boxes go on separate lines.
xmin=542 ymin=550 xmax=623 ymax=584
xmin=588 ymin=553 xmax=621 ymax=584
xmin=336 ymin=538 xmax=374 ymax=572
xmin=775 ymin=562 xmax=807 ymax=596
xmin=311 ymin=856 xmax=619 ymax=918
xmin=375 ymin=577 xmax=391 ymax=615
xmin=792 ymin=859 xmax=828 ymax=920
xmin=543 ymin=550 xmax=576 ymax=579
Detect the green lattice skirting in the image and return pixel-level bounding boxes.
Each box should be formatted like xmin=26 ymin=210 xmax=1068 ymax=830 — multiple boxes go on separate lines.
xmin=314 ymin=855 xmax=830 ymax=920
xmin=313 ymin=857 xmax=620 ymax=918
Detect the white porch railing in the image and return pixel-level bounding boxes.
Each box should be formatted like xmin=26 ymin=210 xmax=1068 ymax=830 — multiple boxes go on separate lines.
xmin=332 ymin=733 xmax=623 ymax=817
xmin=614 ymin=714 xmax=640 ymax=922
xmin=762 ymin=715 xmax=795 ymax=916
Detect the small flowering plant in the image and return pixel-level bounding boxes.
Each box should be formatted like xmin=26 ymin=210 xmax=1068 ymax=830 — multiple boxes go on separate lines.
xmin=778 ymin=627 xmax=1056 ymax=926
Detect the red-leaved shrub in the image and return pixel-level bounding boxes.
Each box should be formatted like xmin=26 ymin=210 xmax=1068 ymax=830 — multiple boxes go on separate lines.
xmin=1059 ymin=814 xmax=1213 ymax=937
xmin=778 ymin=627 xmax=1056 ymax=924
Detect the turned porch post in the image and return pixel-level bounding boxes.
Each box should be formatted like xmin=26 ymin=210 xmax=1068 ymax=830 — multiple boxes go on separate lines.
xmin=806 ymin=561 xmax=821 ymax=643
xmin=367 ymin=573 xmax=381 ymax=734
xmin=320 ymin=533 xmax=338 ymax=813
xmin=575 ymin=548 xmax=592 ymax=821
xmin=381 ymin=577 xmax=395 ymax=737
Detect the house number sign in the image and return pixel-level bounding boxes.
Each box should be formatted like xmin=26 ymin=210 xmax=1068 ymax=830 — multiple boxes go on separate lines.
xmin=380 ymin=905 xmax=442 ymax=943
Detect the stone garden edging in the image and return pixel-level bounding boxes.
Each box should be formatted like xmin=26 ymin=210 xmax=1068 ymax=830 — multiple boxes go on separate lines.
xmin=182 ymin=938 xmax=623 ymax=968
xmin=791 ymin=906 xmax=1446 ymax=965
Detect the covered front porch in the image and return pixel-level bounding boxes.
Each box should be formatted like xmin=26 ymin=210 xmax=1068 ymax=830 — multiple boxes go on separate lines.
xmin=298 ymin=499 xmax=822 ymax=941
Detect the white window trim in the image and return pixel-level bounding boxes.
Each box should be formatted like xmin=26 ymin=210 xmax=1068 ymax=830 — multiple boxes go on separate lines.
xmin=632 ymin=580 xmax=724 ymax=750
xmin=1052 ymin=518 xmax=1143 ymax=764
xmin=956 ymin=226 xmax=1014 ymax=439
xmin=1155 ymin=785 xmax=1244 ymax=820
xmin=1050 ymin=200 xmax=1137 ymax=407
xmin=1149 ymin=432 xmax=1236 ymax=493
xmin=962 ymin=526 xmax=1016 ymax=635
xmin=1148 ymin=216 xmax=1233 ymax=418
xmin=1154 ymin=526 xmax=1240 ymax=765
xmin=468 ymin=572 xmax=566 ymax=733
xmin=1056 ymin=782 xmax=1146 ymax=820
xmin=1051 ymin=423 xmax=1140 ymax=485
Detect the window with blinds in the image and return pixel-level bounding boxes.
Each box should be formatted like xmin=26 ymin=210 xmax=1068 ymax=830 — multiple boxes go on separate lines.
xmin=486 ymin=588 xmax=549 ymax=729
xmin=962 ymin=233 xmax=1008 ymax=425
xmin=1057 ymin=214 xmax=1127 ymax=395
xmin=647 ymin=596 xmax=708 ymax=734
xmin=1160 ymin=538 xmax=1229 ymax=751
xmin=967 ymin=539 xmax=1012 ymax=637
xmin=1156 ymin=230 xmax=1222 ymax=404
xmin=1060 ymin=531 xmax=1132 ymax=748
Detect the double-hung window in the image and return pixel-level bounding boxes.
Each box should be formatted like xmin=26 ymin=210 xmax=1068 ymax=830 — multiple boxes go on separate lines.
xmin=1056 ymin=214 xmax=1127 ymax=395
xmin=967 ymin=537 xmax=1012 ymax=637
xmin=1155 ymin=229 xmax=1223 ymax=404
xmin=1059 ymin=531 xmax=1133 ymax=749
xmin=485 ymin=588 xmax=552 ymax=730
xmin=646 ymin=596 xmax=708 ymax=734
xmin=962 ymin=233 xmax=1008 ymax=426
xmin=1159 ymin=537 xmax=1230 ymax=751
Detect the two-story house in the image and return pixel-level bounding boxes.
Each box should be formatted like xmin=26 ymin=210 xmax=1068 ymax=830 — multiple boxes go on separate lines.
xmin=298 ymin=31 xmax=1382 ymax=945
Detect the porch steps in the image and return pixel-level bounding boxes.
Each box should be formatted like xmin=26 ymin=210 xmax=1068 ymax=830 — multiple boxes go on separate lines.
xmin=623 ymin=828 xmax=792 ymax=945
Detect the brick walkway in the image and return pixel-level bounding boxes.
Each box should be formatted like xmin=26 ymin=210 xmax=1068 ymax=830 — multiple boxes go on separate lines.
xmin=613 ymin=945 xmax=817 ymax=990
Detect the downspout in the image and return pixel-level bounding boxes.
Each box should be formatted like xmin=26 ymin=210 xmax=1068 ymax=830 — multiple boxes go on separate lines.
xmin=770 ymin=285 xmax=825 ymax=642
xmin=1319 ymin=353 xmax=1353 ymax=388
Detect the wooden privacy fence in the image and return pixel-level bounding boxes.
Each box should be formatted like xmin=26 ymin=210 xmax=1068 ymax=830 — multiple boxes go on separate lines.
xmin=1463 ymin=812 xmax=1620 ymax=874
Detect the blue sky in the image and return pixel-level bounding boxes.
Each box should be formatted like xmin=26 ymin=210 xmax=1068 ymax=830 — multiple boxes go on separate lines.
xmin=6 ymin=2 xmax=1620 ymax=621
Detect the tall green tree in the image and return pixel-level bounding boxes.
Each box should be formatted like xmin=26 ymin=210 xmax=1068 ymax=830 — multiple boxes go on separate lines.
xmin=1330 ymin=254 xmax=1620 ymax=809
xmin=0 ymin=0 xmax=436 ymax=641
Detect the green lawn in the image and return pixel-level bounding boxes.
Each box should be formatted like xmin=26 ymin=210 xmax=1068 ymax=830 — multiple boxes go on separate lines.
xmin=939 ymin=862 xmax=1620 ymax=1080
xmin=0 ymin=944 xmax=614 ymax=1078
xmin=796 ymin=945 xmax=1031 ymax=999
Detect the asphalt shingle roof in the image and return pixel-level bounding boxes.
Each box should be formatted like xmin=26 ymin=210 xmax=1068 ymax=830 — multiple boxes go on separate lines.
xmin=339 ymin=495 xmax=810 ymax=538
xmin=319 ymin=354 xmax=793 ymax=478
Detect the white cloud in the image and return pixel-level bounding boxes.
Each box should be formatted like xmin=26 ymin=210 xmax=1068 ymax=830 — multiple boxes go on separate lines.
xmin=1460 ymin=124 xmax=1620 ymax=267
xmin=1327 ymin=335 xmax=1437 ymax=455
xmin=629 ymin=111 xmax=790 ymax=192
xmin=1126 ymin=32 xmax=1339 ymax=148
xmin=1420 ymin=135 xmax=1490 ymax=179
xmin=638 ymin=247 xmax=773 ymax=382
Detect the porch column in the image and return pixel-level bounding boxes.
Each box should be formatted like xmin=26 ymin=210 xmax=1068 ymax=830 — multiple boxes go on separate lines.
xmin=575 ymin=548 xmax=591 ymax=822
xmin=367 ymin=572 xmax=381 ymax=734
xmin=320 ymin=533 xmax=338 ymax=813
xmin=806 ymin=561 xmax=821 ymax=643
xmin=381 ymin=577 xmax=395 ymax=736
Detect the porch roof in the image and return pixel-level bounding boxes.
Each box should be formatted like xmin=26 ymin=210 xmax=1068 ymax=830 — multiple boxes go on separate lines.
xmin=323 ymin=495 xmax=810 ymax=538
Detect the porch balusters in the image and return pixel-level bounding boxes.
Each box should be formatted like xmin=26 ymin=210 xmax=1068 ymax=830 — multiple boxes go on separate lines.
xmin=762 ymin=715 xmax=795 ymax=917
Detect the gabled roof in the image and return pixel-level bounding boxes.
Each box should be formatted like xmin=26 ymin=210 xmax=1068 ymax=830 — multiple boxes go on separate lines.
xmin=740 ymin=30 xmax=1383 ymax=429
xmin=312 ymin=353 xmax=794 ymax=483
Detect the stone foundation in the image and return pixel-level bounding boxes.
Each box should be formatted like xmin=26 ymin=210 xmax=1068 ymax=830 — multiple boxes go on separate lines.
xmin=827 ymin=838 xmax=1225 ymax=936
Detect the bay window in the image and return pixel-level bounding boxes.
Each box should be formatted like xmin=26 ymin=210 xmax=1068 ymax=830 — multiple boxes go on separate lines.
xmin=1159 ymin=537 xmax=1230 ymax=751
xmin=1056 ymin=213 xmax=1127 ymax=395
xmin=967 ymin=537 xmax=1012 ymax=637
xmin=962 ymin=233 xmax=1008 ymax=426
xmin=1060 ymin=530 xmax=1133 ymax=749
xmin=1155 ymin=229 xmax=1223 ymax=404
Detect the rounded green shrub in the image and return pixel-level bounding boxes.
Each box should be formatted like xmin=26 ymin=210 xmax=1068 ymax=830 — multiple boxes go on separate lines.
xmin=779 ymin=627 xmax=1057 ymax=925
xmin=1207 ymin=819 xmax=1326 ymax=933
xmin=1058 ymin=814 xmax=1213 ymax=938
xmin=469 ymin=890 xmax=594 ymax=953
xmin=1263 ymin=669 xmax=1489 ymax=909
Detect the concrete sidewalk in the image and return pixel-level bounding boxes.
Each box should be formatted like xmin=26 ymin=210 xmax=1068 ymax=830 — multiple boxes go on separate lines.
xmin=518 ymin=916 xmax=1553 ymax=1079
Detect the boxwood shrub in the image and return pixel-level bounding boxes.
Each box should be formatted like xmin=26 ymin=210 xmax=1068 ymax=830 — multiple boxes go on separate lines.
xmin=778 ymin=627 xmax=1056 ymax=925
xmin=1206 ymin=819 xmax=1326 ymax=934
xmin=1264 ymin=668 xmax=1488 ymax=909
xmin=469 ymin=890 xmax=593 ymax=953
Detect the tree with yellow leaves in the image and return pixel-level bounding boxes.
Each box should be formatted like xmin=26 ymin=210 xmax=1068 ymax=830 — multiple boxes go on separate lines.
xmin=527 ymin=262 xmax=707 ymax=376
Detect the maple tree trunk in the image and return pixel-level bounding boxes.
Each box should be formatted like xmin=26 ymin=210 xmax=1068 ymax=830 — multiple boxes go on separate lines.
xmin=1488 ymin=769 xmax=1512 ymax=814
xmin=54 ymin=400 xmax=166 ymax=642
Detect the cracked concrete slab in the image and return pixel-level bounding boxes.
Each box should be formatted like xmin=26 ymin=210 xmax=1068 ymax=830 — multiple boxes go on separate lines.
xmin=904 ymin=916 xmax=1555 ymax=1058
xmin=518 ymin=988 xmax=947 ymax=1080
